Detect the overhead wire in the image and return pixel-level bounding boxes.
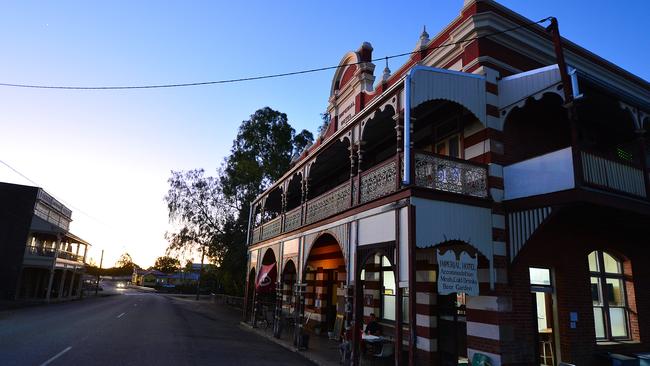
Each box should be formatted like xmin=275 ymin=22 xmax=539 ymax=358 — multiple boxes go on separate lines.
xmin=0 ymin=17 xmax=552 ymax=91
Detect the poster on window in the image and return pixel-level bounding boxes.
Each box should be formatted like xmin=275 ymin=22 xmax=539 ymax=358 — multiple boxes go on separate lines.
xmin=437 ymin=249 xmax=478 ymax=296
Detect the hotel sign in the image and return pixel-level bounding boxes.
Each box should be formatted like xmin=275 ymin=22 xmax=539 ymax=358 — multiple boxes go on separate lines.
xmin=437 ymin=249 xmax=478 ymax=296
xmin=338 ymin=99 xmax=356 ymax=127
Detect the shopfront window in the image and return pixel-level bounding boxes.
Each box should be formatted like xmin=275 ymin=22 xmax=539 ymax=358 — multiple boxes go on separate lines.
xmin=589 ymin=250 xmax=629 ymax=340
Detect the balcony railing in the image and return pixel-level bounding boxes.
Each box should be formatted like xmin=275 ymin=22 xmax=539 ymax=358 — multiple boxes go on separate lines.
xmin=360 ymin=158 xmax=399 ymax=204
xmin=504 ymin=146 xmax=649 ymax=201
xmin=57 ymin=250 xmax=84 ymax=262
xmin=414 ymin=151 xmax=489 ymax=198
xmin=305 ymin=182 xmax=351 ymax=225
xmin=581 ymin=150 xmax=646 ymax=198
xmin=284 ymin=206 xmax=302 ymax=233
xmin=25 ymin=246 xmax=56 ymax=258
xmin=260 ymin=215 xmax=282 ymax=241
xmin=250 ymin=153 xmax=491 ymax=245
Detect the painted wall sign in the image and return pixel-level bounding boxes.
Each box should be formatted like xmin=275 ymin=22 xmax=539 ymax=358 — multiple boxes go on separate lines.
xmin=338 ymin=99 xmax=356 ymax=127
xmin=437 ymin=249 xmax=478 ymax=296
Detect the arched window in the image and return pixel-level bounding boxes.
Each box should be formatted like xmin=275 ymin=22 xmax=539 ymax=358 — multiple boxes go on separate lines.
xmin=589 ymin=250 xmax=629 ymax=340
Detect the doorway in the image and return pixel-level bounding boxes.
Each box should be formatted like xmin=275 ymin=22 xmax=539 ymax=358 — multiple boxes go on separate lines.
xmin=530 ymin=267 xmax=560 ymax=366
xmin=438 ymin=292 xmax=468 ymax=366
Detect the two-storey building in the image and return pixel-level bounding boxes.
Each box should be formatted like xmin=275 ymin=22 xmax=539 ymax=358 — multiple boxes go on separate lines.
xmin=0 ymin=182 xmax=90 ymax=303
xmin=243 ymin=1 xmax=650 ymax=365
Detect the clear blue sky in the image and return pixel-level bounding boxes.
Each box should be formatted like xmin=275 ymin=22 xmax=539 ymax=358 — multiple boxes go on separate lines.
xmin=1 ymin=0 xmax=648 ymax=267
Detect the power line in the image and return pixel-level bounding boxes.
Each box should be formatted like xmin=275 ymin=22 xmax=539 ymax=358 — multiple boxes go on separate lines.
xmin=0 ymin=159 xmax=111 ymax=228
xmin=0 ymin=17 xmax=552 ymax=91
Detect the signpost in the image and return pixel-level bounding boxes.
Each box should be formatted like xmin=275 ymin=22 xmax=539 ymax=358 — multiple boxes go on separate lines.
xmin=436 ymin=249 xmax=478 ymax=296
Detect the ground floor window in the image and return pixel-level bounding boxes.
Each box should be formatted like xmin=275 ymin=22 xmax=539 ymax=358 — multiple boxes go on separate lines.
xmin=589 ymin=250 xmax=630 ymax=340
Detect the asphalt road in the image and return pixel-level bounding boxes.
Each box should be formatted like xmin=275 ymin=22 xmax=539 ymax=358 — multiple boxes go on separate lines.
xmin=0 ymin=284 xmax=312 ymax=366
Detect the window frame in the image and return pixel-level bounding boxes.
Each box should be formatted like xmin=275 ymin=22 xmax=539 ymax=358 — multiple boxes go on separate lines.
xmin=589 ymin=250 xmax=630 ymax=341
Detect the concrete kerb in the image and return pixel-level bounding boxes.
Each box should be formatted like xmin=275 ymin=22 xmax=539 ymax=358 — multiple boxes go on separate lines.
xmin=238 ymin=321 xmax=336 ymax=366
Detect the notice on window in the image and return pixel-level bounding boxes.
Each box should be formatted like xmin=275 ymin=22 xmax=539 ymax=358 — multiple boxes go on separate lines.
xmin=437 ymin=249 xmax=479 ymax=296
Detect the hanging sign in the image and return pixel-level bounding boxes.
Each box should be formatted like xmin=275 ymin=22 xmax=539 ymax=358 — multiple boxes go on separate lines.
xmin=437 ymin=249 xmax=478 ymax=296
xmin=256 ymin=263 xmax=277 ymax=293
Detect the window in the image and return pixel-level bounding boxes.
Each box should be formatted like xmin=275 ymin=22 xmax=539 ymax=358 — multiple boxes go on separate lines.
xmin=435 ymin=134 xmax=461 ymax=158
xmin=589 ymin=251 xmax=629 ymax=340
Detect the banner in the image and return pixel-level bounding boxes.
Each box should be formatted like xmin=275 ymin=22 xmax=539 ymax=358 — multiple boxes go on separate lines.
xmin=256 ymin=263 xmax=277 ymax=293
xmin=437 ymin=249 xmax=478 ymax=296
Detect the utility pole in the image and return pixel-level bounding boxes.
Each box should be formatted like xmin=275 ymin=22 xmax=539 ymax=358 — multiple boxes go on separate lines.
xmin=195 ymin=248 xmax=205 ymax=301
xmin=95 ymin=249 xmax=104 ymax=296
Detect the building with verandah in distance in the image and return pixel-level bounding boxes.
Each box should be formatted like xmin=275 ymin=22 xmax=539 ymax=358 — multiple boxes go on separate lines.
xmin=0 ymin=182 xmax=90 ymax=303
xmin=243 ymin=1 xmax=650 ymax=365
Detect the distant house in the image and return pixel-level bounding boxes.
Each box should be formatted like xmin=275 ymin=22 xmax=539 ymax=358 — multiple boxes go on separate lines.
xmin=0 ymin=182 xmax=91 ymax=302
xmin=132 ymin=269 xmax=166 ymax=287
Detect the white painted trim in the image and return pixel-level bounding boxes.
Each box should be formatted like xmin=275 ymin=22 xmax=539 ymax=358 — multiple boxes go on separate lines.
xmin=466 ymin=321 xmax=500 ymax=340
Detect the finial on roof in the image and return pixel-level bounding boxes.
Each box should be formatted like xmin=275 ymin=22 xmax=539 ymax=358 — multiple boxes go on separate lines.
xmin=382 ymin=57 xmax=391 ymax=82
xmin=415 ymin=25 xmax=430 ymax=50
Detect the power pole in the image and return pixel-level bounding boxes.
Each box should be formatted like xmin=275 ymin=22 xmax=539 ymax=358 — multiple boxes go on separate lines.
xmin=95 ymin=249 xmax=104 ymax=296
xmin=195 ymin=248 xmax=205 ymax=301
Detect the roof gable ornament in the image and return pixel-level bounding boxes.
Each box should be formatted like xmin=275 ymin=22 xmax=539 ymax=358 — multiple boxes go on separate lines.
xmin=382 ymin=57 xmax=391 ymax=83
xmin=415 ymin=25 xmax=430 ymax=50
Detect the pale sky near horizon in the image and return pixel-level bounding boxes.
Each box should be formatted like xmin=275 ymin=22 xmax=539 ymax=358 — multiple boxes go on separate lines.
xmin=1 ymin=1 xmax=648 ymax=268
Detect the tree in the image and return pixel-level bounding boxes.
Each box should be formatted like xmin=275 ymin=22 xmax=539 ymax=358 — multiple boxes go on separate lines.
xmin=165 ymin=107 xmax=313 ymax=296
xmin=116 ymin=252 xmax=138 ymax=270
xmin=153 ymin=256 xmax=181 ymax=273
xmin=165 ymin=169 xmax=233 ymax=260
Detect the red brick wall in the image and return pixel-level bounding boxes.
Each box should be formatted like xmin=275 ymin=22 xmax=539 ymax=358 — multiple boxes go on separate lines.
xmin=508 ymin=209 xmax=650 ymax=365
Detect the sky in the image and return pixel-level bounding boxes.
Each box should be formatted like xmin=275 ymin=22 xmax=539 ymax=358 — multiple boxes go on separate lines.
xmin=1 ymin=0 xmax=648 ymax=268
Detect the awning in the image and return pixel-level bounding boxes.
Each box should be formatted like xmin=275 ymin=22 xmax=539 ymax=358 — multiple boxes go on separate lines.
xmin=410 ymin=66 xmax=487 ymax=125
xmin=498 ymin=64 xmax=563 ymax=112
xmin=256 ymin=263 xmax=277 ymax=293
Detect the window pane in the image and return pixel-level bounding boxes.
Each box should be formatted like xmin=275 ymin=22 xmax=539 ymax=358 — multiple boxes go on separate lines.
xmin=603 ymin=252 xmax=621 ymax=274
xmin=591 ymin=277 xmax=602 ymax=305
xmin=383 ymin=295 xmax=396 ymax=321
xmin=381 ymin=256 xmax=391 ymax=267
xmin=609 ymin=308 xmax=628 ymax=338
xmin=529 ymin=267 xmax=551 ymax=286
xmin=593 ymin=307 xmax=606 ymax=338
xmin=360 ymin=269 xmax=365 ymax=281
xmin=383 ymin=271 xmax=396 ymax=292
xmin=605 ymin=278 xmax=625 ymax=306
xmin=588 ymin=251 xmax=599 ymax=272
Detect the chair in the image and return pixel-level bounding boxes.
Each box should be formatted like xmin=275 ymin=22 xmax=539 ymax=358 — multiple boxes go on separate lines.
xmin=540 ymin=338 xmax=554 ymax=365
xmin=374 ymin=342 xmax=394 ymax=358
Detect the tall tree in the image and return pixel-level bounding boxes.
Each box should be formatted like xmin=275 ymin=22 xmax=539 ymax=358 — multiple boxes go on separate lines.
xmin=165 ymin=107 xmax=313 ymax=295
xmin=153 ymin=256 xmax=181 ymax=273
xmin=165 ymin=169 xmax=233 ymax=260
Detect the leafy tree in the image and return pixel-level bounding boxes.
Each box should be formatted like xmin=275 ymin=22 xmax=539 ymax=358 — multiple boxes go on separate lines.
xmin=116 ymin=252 xmax=138 ymax=270
xmin=153 ymin=256 xmax=181 ymax=273
xmin=165 ymin=107 xmax=313 ymax=296
xmin=165 ymin=169 xmax=233 ymax=260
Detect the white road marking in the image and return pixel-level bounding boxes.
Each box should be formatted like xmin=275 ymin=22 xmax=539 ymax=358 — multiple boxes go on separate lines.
xmin=117 ymin=312 xmax=125 ymax=318
xmin=40 ymin=346 xmax=72 ymax=366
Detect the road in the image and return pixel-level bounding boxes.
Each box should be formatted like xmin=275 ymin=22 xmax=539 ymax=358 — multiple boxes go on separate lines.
xmin=0 ymin=284 xmax=312 ymax=366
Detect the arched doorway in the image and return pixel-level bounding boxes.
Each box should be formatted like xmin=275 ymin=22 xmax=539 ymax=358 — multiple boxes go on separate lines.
xmin=356 ymin=248 xmax=402 ymax=364
xmin=281 ymin=259 xmax=297 ymax=317
xmin=302 ymin=233 xmax=346 ymax=337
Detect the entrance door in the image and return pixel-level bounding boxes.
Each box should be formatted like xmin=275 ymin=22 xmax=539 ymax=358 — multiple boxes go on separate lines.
xmin=438 ymin=292 xmax=468 ymax=366
xmin=530 ymin=267 xmax=559 ymax=366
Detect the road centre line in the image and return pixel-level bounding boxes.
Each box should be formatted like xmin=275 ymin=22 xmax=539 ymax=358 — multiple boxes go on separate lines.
xmin=117 ymin=312 xmax=126 ymax=318
xmin=39 ymin=346 xmax=72 ymax=366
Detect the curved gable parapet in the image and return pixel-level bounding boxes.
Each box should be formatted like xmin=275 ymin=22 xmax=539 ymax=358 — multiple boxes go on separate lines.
xmin=330 ymin=51 xmax=362 ymax=98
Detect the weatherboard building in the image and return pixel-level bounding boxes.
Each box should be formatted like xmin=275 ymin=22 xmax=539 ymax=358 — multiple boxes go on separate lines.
xmin=243 ymin=1 xmax=650 ymax=365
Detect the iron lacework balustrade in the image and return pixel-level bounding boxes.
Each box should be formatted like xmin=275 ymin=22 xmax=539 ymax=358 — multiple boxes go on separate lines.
xmin=414 ymin=151 xmax=488 ymax=198
xmin=250 ymin=154 xmax=489 ymax=244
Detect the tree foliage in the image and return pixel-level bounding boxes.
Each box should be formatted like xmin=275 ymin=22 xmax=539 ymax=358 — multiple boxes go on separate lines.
xmin=165 ymin=107 xmax=313 ymax=295
xmin=153 ymin=256 xmax=181 ymax=273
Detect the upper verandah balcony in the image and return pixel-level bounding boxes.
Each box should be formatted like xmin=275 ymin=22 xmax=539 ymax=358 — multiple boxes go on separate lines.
xmin=249 ymin=66 xmax=492 ymax=245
